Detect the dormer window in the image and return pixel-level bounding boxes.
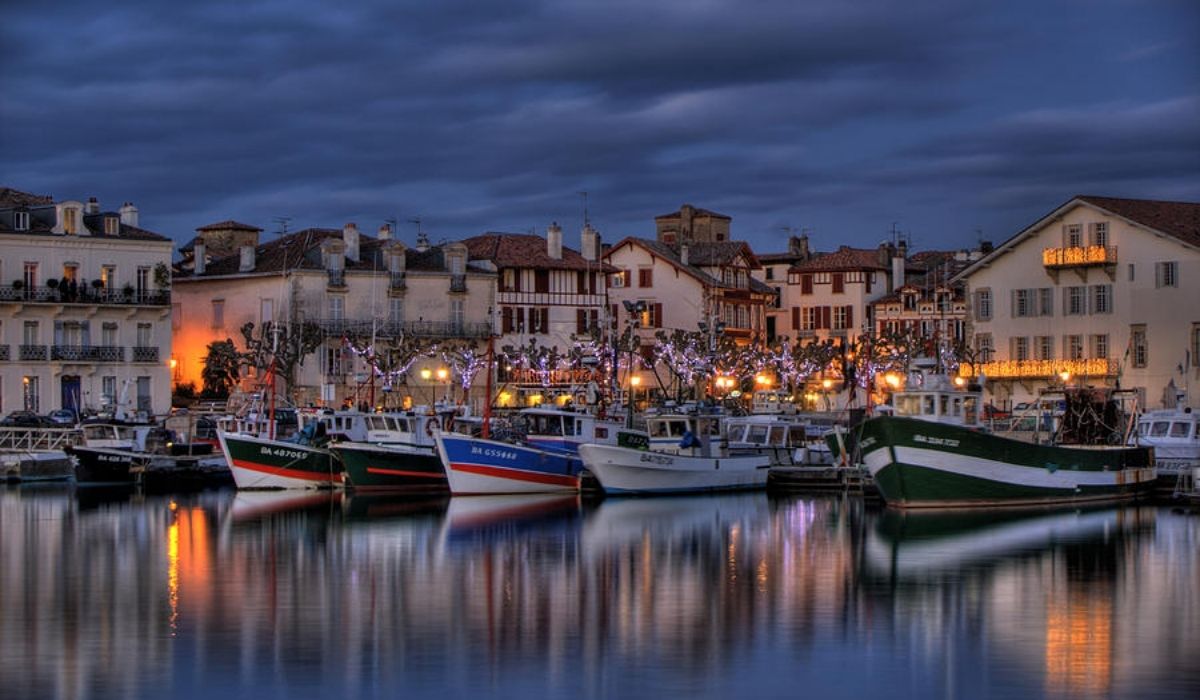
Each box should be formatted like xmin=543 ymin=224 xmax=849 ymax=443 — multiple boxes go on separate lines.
xmin=63 ymin=208 xmax=78 ymax=235
xmin=13 ymin=210 xmax=29 ymax=231
xmin=104 ymin=216 xmax=120 ymax=236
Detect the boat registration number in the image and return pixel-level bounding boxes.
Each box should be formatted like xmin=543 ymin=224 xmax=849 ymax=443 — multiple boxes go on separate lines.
xmin=639 ymin=453 xmax=674 ymax=465
xmin=913 ymin=434 xmax=959 ymax=448
xmin=260 ymin=446 xmax=308 ymax=460
xmin=470 ymin=446 xmax=518 ymax=461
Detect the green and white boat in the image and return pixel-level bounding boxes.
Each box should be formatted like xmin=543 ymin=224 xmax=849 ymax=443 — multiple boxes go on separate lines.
xmin=858 ymin=360 xmax=1156 ymax=508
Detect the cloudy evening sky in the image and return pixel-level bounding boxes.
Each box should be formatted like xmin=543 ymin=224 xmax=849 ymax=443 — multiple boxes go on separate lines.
xmin=1 ymin=0 xmax=1197 ymax=254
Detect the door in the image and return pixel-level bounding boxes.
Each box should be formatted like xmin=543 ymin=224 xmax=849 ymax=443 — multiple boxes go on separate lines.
xmin=61 ymin=375 xmax=81 ymax=419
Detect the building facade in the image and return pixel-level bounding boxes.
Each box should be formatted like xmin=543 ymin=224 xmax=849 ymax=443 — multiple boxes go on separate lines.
xmin=955 ymin=195 xmax=1200 ymax=410
xmin=0 ymin=188 xmax=173 ymax=417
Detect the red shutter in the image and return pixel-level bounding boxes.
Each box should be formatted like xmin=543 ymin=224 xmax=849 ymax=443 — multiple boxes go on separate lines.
xmin=653 ymin=303 xmax=663 ymax=328
xmin=622 ymin=270 xmax=631 ymax=287
xmin=539 ymin=308 xmax=549 ymax=334
xmin=577 ymin=309 xmax=587 ymax=334
xmin=821 ymin=306 xmax=831 ymax=329
xmin=801 ymin=275 xmax=813 ymax=295
xmin=792 ymin=307 xmax=800 ymax=330
xmin=832 ymin=273 xmax=844 ymax=294
xmin=502 ymin=307 xmax=513 ymax=333
xmin=513 ymin=270 xmax=522 ymax=292
xmin=865 ymin=273 xmax=872 ymax=293
xmin=845 ymin=305 xmax=854 ymax=330
xmin=589 ymin=309 xmax=598 ymax=330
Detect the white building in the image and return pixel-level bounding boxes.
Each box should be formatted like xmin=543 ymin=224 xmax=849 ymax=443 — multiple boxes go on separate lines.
xmin=954 ymin=195 xmax=1200 ymax=410
xmin=0 ymin=188 xmax=174 ymax=417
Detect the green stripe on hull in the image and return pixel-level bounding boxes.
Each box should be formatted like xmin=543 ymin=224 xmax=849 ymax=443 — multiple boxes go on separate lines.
xmin=337 ymin=446 xmax=447 ymax=492
xmin=860 ymin=415 xmax=1155 ymax=508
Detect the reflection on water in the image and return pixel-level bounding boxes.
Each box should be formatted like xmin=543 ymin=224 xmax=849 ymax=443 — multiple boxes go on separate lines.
xmin=1 ymin=484 xmax=1198 ymax=699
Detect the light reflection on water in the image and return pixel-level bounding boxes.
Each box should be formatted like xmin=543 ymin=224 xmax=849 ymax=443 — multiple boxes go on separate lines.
xmin=1 ymin=484 xmax=1198 ymax=700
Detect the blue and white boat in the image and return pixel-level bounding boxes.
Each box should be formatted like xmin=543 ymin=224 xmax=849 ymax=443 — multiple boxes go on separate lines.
xmin=434 ymin=431 xmax=584 ymax=494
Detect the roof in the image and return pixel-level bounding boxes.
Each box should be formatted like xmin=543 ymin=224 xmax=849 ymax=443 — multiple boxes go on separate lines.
xmin=0 ymin=187 xmax=53 ymax=208
xmin=463 ymin=232 xmax=616 ymax=272
xmin=789 ymin=246 xmax=890 ymax=273
xmin=654 ymin=205 xmax=731 ymax=221
xmin=0 ymin=188 xmax=169 ymax=242
xmin=953 ymin=194 xmax=1200 ymax=282
xmin=605 ymin=237 xmax=771 ymax=294
xmin=196 ymin=220 xmax=263 ymax=232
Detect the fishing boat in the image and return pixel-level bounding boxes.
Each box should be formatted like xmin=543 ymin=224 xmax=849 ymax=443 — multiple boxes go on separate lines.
xmin=1133 ymin=406 xmax=1199 ymax=491
xmin=70 ymin=418 xmax=228 ymax=487
xmin=857 ymin=361 xmax=1156 ymax=508
xmin=579 ymin=411 xmax=769 ymax=495
xmin=218 ymin=410 xmax=367 ymax=490
xmin=333 ymin=410 xmax=450 ymax=492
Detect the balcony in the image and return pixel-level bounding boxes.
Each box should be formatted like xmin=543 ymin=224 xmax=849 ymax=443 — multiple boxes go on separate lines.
xmin=449 ymin=274 xmax=467 ymax=293
xmin=0 ymin=344 xmax=8 ymax=361
xmin=326 ymin=270 xmax=346 ymax=288
xmin=0 ymin=284 xmax=169 ymax=306
xmin=19 ymin=345 xmax=48 ymax=361
xmin=960 ymin=358 xmax=1120 ymax=381
xmin=132 ymin=346 xmax=160 ymax=363
xmin=389 ymin=272 xmax=406 ymax=291
xmin=1042 ymin=246 xmax=1117 ymax=282
xmin=312 ymin=318 xmax=492 ymax=340
xmin=48 ymin=345 xmax=126 ymax=362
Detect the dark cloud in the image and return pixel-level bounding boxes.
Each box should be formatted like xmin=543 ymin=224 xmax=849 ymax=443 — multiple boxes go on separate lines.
xmin=1 ymin=0 xmax=1196 ymax=253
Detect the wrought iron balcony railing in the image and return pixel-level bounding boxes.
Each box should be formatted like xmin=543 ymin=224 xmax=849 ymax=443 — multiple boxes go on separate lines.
xmin=1042 ymin=245 xmax=1118 ymax=268
xmin=19 ymin=344 xmax=48 ymax=361
xmin=959 ymin=357 xmax=1119 ymax=380
xmin=449 ymin=274 xmax=467 ymax=293
xmin=326 ymin=270 xmax=346 ymax=288
xmin=49 ymin=345 xmax=126 ymax=362
xmin=132 ymin=346 xmax=160 ymax=363
xmin=312 ymin=318 xmax=492 ymax=339
xmin=389 ymin=272 xmax=406 ymax=290
xmin=0 ymin=285 xmax=169 ymax=306
xmin=0 ymin=344 xmax=9 ymax=361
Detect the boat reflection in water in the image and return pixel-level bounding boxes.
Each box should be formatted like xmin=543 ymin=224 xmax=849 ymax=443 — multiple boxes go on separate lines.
xmin=1 ymin=486 xmax=1198 ymax=699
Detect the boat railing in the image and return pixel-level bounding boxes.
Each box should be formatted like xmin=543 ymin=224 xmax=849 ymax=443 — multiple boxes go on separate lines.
xmin=0 ymin=426 xmax=82 ymax=451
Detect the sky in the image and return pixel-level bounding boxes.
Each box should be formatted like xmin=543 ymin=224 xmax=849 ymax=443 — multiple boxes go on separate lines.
xmin=1 ymin=0 xmax=1197 ymax=256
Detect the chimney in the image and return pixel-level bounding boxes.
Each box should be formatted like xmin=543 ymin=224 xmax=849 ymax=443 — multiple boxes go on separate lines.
xmin=342 ymin=222 xmax=360 ymax=262
xmin=891 ymin=247 xmax=906 ymax=291
xmin=86 ymin=197 xmax=100 ymax=215
xmin=118 ymin=202 xmax=139 ymax=228
xmin=194 ymin=240 xmax=207 ymax=275
xmin=377 ymin=223 xmax=392 ymax=241
xmin=580 ymin=223 xmax=599 ymax=262
xmin=239 ymin=245 xmax=255 ymax=272
xmin=547 ymin=221 xmax=563 ymax=260
xmin=680 ymin=242 xmax=689 ymax=267
xmin=877 ymin=242 xmax=891 ymax=268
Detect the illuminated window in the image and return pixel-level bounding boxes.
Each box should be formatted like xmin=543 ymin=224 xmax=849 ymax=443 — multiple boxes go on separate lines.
xmin=1065 ymin=335 xmax=1083 ymax=360
xmin=1091 ymin=334 xmax=1109 ymax=360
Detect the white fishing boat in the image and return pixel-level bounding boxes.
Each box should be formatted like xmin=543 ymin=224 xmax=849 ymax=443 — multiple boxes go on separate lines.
xmin=1133 ymin=407 xmax=1199 ymax=485
xmin=579 ymin=412 xmax=769 ymax=495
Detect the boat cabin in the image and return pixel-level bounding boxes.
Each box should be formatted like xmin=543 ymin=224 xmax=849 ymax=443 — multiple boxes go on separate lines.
xmin=520 ymin=407 xmax=619 ymax=447
xmin=726 ymin=419 xmax=809 ymax=449
xmin=891 ymin=358 xmax=982 ymax=427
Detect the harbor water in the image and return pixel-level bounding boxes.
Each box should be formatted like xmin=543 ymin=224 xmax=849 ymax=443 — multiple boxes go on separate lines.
xmin=1 ymin=485 xmax=1198 ymax=699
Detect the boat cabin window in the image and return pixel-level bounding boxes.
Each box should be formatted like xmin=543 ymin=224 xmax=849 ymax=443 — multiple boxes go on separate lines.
xmin=1151 ymin=421 xmax=1170 ymax=437
xmin=1170 ymin=422 xmax=1192 ymax=438
xmin=748 ymin=425 xmax=769 ymax=444
xmin=963 ymin=396 xmax=978 ymax=425
xmin=788 ymin=425 xmax=807 ymax=443
xmin=366 ymin=416 xmax=388 ymax=431
xmin=84 ymin=425 xmax=113 ymax=440
xmin=939 ymin=395 xmax=949 ymax=416
xmin=895 ymin=395 xmax=921 ymax=416
xmin=528 ymin=415 xmax=563 ymax=436
xmin=767 ymin=426 xmax=787 ymax=446
xmin=923 ymin=395 xmax=935 ymax=415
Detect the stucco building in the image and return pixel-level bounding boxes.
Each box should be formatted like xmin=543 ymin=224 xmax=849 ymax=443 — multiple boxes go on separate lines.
xmin=0 ymin=187 xmax=173 ymax=417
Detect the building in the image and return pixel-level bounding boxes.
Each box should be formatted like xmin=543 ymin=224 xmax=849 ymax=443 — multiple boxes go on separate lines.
xmin=462 ymin=223 xmax=613 ymax=406
xmin=173 ymin=222 xmax=495 ymax=409
xmin=870 ymin=249 xmax=983 ymax=348
xmin=0 ymin=187 xmax=173 ymax=417
xmin=954 ymin=195 xmax=1200 ymax=410
xmin=757 ymin=235 xmax=814 ymax=343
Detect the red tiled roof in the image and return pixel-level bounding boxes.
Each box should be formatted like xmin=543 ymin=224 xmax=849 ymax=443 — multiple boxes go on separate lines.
xmin=1078 ymin=195 xmax=1200 ymax=248
xmin=464 ymin=233 xmax=615 ymax=272
xmin=789 ymin=246 xmax=889 ymax=272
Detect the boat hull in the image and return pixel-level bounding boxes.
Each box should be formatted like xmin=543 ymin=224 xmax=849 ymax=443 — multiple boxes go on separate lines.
xmin=435 ymin=433 xmax=581 ymax=494
xmin=71 ymin=446 xmax=136 ymax=484
xmin=335 ymin=443 xmax=448 ymax=493
xmin=858 ymin=415 xmax=1156 ymax=508
xmin=578 ymin=443 xmax=769 ymax=494
xmin=218 ymin=432 xmax=342 ymax=490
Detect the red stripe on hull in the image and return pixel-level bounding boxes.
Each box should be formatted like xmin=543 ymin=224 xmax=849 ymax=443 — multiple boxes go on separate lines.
xmin=449 ymin=462 xmax=579 ymax=488
xmin=366 ymin=466 xmax=447 ymax=479
xmin=230 ymin=458 xmax=342 ymax=483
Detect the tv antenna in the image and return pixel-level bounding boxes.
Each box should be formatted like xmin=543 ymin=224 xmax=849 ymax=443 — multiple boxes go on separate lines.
xmin=578 ymin=191 xmax=590 ymax=227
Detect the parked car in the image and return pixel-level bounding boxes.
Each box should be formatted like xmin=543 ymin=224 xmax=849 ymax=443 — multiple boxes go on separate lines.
xmin=0 ymin=410 xmax=51 ymax=427
xmin=46 ymin=409 xmax=78 ymax=425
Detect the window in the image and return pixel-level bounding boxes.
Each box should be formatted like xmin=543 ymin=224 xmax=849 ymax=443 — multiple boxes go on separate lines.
xmin=772 ymin=287 xmax=782 ymax=309
xmin=975 ymin=288 xmax=992 ymax=321
xmin=261 ymin=299 xmax=273 ymax=325
xmin=136 ymin=323 xmax=152 ymax=348
xmin=1065 ymin=334 xmax=1083 ymax=360
xmin=1065 ymin=286 xmax=1086 ymax=315
xmin=102 ymin=376 xmax=117 ymax=407
xmin=1064 ymin=224 xmax=1082 ymax=247
xmin=903 ymin=292 xmax=917 ymax=311
xmin=23 ymin=320 xmax=38 ymax=345
xmin=765 ymin=267 xmax=774 ymax=281
xmin=1038 ymin=288 xmax=1053 ymax=317
xmin=1131 ymin=325 xmax=1147 ymax=368
xmin=1128 ymin=264 xmax=1135 ymax=282
xmin=534 ymin=269 xmax=549 ymax=293
xmin=801 ymin=307 xmax=819 ymax=331
xmin=976 ymin=333 xmax=994 ymax=362
xmin=448 ymin=255 xmax=464 ymax=276
xmin=1035 ymin=336 xmax=1054 ymax=361
xmin=1091 ymin=334 xmax=1109 ymax=360
xmin=638 ymin=268 xmax=653 ymax=288
xmin=1090 ymin=222 xmax=1108 ymax=247
xmin=102 ymin=323 xmax=118 ymax=347
xmin=101 ymin=266 xmax=116 ymax=289
xmin=832 ymin=273 xmax=844 ymax=294
xmin=450 ymin=299 xmax=464 ymax=330
xmin=1013 ymin=336 xmax=1029 ymax=361
xmin=389 ymin=297 xmax=404 ymax=324
xmin=328 ymin=296 xmax=344 ymax=320
xmin=211 ymin=300 xmax=225 ymax=328
xmin=801 ymin=274 xmax=813 ymax=295
xmin=833 ymin=306 xmax=848 ymax=330
xmin=1090 ymin=284 xmax=1112 ymax=314
xmin=23 ymin=261 xmax=38 ymax=289
xmin=104 ymin=216 xmax=119 ymax=236
xmin=62 ymin=264 xmax=78 ymax=282
xmin=23 ymin=376 xmax=39 ymax=412
xmin=1156 ymin=261 xmax=1178 ymax=288
xmin=13 ymin=210 xmax=29 ymax=231
xmin=610 ymin=270 xmax=627 ymax=288
xmin=1014 ymin=289 xmax=1034 ymax=317
xmin=502 ymin=269 xmax=519 ymax=291
xmin=63 ymin=208 xmax=78 ymax=235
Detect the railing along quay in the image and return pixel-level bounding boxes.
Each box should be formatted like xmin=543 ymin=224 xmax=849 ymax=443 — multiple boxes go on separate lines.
xmin=0 ymin=427 xmax=81 ymax=451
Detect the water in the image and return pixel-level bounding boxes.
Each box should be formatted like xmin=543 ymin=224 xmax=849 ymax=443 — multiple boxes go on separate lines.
xmin=2 ymin=485 xmax=1198 ymax=700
